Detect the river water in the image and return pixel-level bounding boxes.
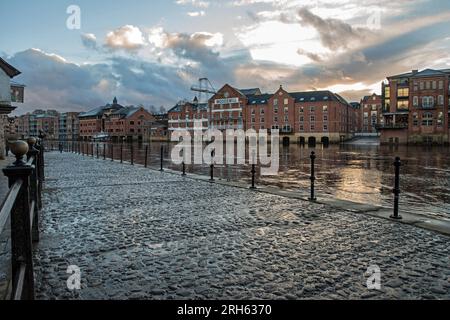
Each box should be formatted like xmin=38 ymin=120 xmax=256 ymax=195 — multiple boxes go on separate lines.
xmin=61 ymin=139 xmax=450 ymax=220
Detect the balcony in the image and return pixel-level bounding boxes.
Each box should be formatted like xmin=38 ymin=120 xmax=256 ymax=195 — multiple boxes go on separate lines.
xmin=376 ymin=123 xmax=408 ymax=130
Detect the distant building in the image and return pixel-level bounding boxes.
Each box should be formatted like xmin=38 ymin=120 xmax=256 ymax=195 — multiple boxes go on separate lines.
xmin=79 ymin=97 xmax=158 ymax=142
xmin=379 ymin=68 xmax=450 ymax=144
xmin=359 ymin=94 xmax=382 ymax=133
xmin=168 ymin=97 xmax=209 ymax=132
xmin=207 ymin=84 xmax=356 ymax=144
xmin=58 ymin=112 xmax=80 ymax=141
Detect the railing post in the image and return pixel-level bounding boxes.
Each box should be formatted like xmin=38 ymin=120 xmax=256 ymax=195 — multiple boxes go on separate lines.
xmin=209 ymin=150 xmax=214 ymax=182
xmin=250 ymin=164 xmax=256 ymax=189
xmin=26 ymin=138 xmax=40 ymax=243
xmin=96 ymin=144 xmax=99 ymax=159
xmin=2 ymin=141 xmax=36 ymax=300
xmin=111 ymin=144 xmax=114 ymax=161
xmin=131 ymin=144 xmax=134 ymax=165
xmin=309 ymin=151 xmax=316 ymax=201
xmin=120 ymin=143 xmax=123 ymax=163
xmin=91 ymin=143 xmax=94 ymax=157
xmin=103 ymin=144 xmax=106 ymax=160
xmin=144 ymin=145 xmax=148 ymax=168
xmin=159 ymin=145 xmax=164 ymax=171
xmin=390 ymin=157 xmax=402 ymax=220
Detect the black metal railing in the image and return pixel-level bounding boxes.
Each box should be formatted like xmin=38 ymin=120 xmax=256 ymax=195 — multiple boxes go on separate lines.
xmin=0 ymin=137 xmax=44 ymax=300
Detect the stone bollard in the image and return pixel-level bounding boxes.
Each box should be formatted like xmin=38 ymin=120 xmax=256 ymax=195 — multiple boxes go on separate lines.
xmin=390 ymin=157 xmax=402 ymax=220
xmin=309 ymin=151 xmax=316 ymax=201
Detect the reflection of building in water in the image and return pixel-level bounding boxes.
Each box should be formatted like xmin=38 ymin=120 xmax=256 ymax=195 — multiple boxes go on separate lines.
xmin=379 ymin=68 xmax=450 ymax=145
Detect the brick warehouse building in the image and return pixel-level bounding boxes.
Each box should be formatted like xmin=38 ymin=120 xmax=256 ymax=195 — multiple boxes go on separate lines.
xmin=379 ymin=68 xmax=450 ymax=144
xmin=359 ymin=93 xmax=382 ymax=133
xmin=206 ymin=84 xmax=356 ymax=144
xmin=168 ymin=97 xmax=209 ymax=131
xmin=79 ymin=97 xmax=157 ymax=142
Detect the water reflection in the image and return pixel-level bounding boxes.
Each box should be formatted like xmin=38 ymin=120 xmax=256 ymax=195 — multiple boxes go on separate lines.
xmin=69 ymin=141 xmax=450 ymax=219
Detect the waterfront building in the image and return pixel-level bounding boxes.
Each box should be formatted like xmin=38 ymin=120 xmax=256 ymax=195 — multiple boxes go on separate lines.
xmin=168 ymin=97 xmax=209 ymax=131
xmin=379 ymin=68 xmax=450 ymax=144
xmin=359 ymin=94 xmax=382 ymax=133
xmin=58 ymin=112 xmax=80 ymax=141
xmin=80 ymin=97 xmax=158 ymax=142
xmin=104 ymin=106 xmax=156 ymax=142
xmin=79 ymin=97 xmax=124 ymax=141
xmin=208 ymin=84 xmax=356 ymax=144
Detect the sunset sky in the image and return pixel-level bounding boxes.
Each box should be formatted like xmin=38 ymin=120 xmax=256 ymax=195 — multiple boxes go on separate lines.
xmin=1 ymin=0 xmax=450 ymax=114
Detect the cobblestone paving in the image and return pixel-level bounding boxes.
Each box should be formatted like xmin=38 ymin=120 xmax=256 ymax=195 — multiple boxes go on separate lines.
xmin=34 ymin=152 xmax=450 ymax=300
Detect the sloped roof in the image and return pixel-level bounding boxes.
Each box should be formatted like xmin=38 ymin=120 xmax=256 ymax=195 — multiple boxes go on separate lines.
xmin=168 ymin=101 xmax=208 ymax=113
xmin=247 ymin=94 xmax=272 ymax=105
xmin=111 ymin=106 xmax=140 ymax=118
xmin=79 ymin=99 xmax=124 ymax=118
xmin=239 ymin=88 xmax=261 ymax=96
xmin=0 ymin=57 xmax=21 ymax=78
xmin=388 ymin=68 xmax=450 ymax=79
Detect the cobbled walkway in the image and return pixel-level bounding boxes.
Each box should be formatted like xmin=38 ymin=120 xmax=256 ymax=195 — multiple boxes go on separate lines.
xmin=34 ymin=152 xmax=450 ymax=300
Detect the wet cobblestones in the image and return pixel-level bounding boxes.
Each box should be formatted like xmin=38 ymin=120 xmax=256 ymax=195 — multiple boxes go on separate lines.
xmin=34 ymin=152 xmax=450 ymax=300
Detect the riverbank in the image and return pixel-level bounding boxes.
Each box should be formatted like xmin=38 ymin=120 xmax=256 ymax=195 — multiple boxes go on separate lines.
xmin=33 ymin=151 xmax=450 ymax=299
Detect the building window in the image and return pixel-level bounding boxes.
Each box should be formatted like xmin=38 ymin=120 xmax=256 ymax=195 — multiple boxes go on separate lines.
xmin=397 ymin=100 xmax=409 ymax=110
xmin=438 ymin=95 xmax=444 ymax=106
xmin=299 ymin=116 xmax=304 ymax=122
xmin=299 ymin=106 xmax=304 ymax=113
xmin=420 ymin=81 xmax=424 ymax=90
xmin=413 ymin=96 xmax=419 ymax=107
xmin=323 ymin=124 xmax=328 ymax=131
xmin=422 ymin=96 xmax=435 ymax=109
xmin=274 ymin=107 xmax=278 ymax=114
xmin=284 ymin=115 xmax=289 ymax=122
xmin=422 ymin=112 xmax=433 ymax=126
xmin=310 ymin=124 xmax=315 ymax=131
xmin=274 ymin=116 xmax=278 ymax=123
xmin=426 ymin=81 xmax=431 ymax=90
xmin=437 ymin=112 xmax=443 ymax=126
xmin=412 ymin=113 xmax=418 ymax=126
xmin=397 ymin=88 xmax=409 ymax=97
xmin=323 ymin=105 xmax=328 ymax=113
xmin=284 ymin=107 xmax=289 ymax=113
xmin=310 ymin=115 xmax=315 ymax=122
xmin=438 ymin=80 xmax=444 ymax=90
xmin=260 ymin=109 xmax=265 ymax=115
xmin=299 ymin=124 xmax=304 ymax=131
xmin=260 ymin=118 xmax=265 ymax=123
xmin=384 ymin=86 xmax=390 ymax=98
xmin=273 ymin=99 xmax=278 ymax=106
xmin=323 ymin=115 xmax=328 ymax=121
xmin=310 ymin=106 xmax=315 ymax=112
xmin=251 ymin=109 xmax=256 ymax=115
xmin=284 ymin=98 xmax=289 ymax=105
xmin=432 ymin=81 xmax=437 ymax=90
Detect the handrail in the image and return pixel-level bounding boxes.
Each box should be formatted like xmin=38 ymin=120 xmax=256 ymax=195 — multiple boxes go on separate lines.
xmin=26 ymin=156 xmax=35 ymax=166
xmin=13 ymin=263 xmax=27 ymax=300
xmin=0 ymin=179 xmax=23 ymax=233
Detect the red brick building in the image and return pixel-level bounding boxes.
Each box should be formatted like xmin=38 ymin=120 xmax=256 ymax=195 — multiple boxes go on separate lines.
xmin=80 ymin=97 xmax=158 ymax=142
xmin=379 ymin=69 xmax=450 ymax=144
xmin=208 ymin=84 xmax=355 ymax=144
xmin=168 ymin=98 xmax=209 ymax=131
xmin=359 ymin=94 xmax=382 ymax=133
xmin=105 ymin=106 xmax=155 ymax=142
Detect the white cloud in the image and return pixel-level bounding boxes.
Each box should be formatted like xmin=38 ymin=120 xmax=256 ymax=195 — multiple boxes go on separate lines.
xmin=105 ymin=25 xmax=146 ymax=50
xmin=187 ymin=11 xmax=206 ymax=17
xmin=175 ymin=0 xmax=210 ymax=8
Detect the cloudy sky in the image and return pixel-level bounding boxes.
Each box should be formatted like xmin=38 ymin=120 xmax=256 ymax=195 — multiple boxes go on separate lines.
xmin=1 ymin=0 xmax=450 ymax=114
